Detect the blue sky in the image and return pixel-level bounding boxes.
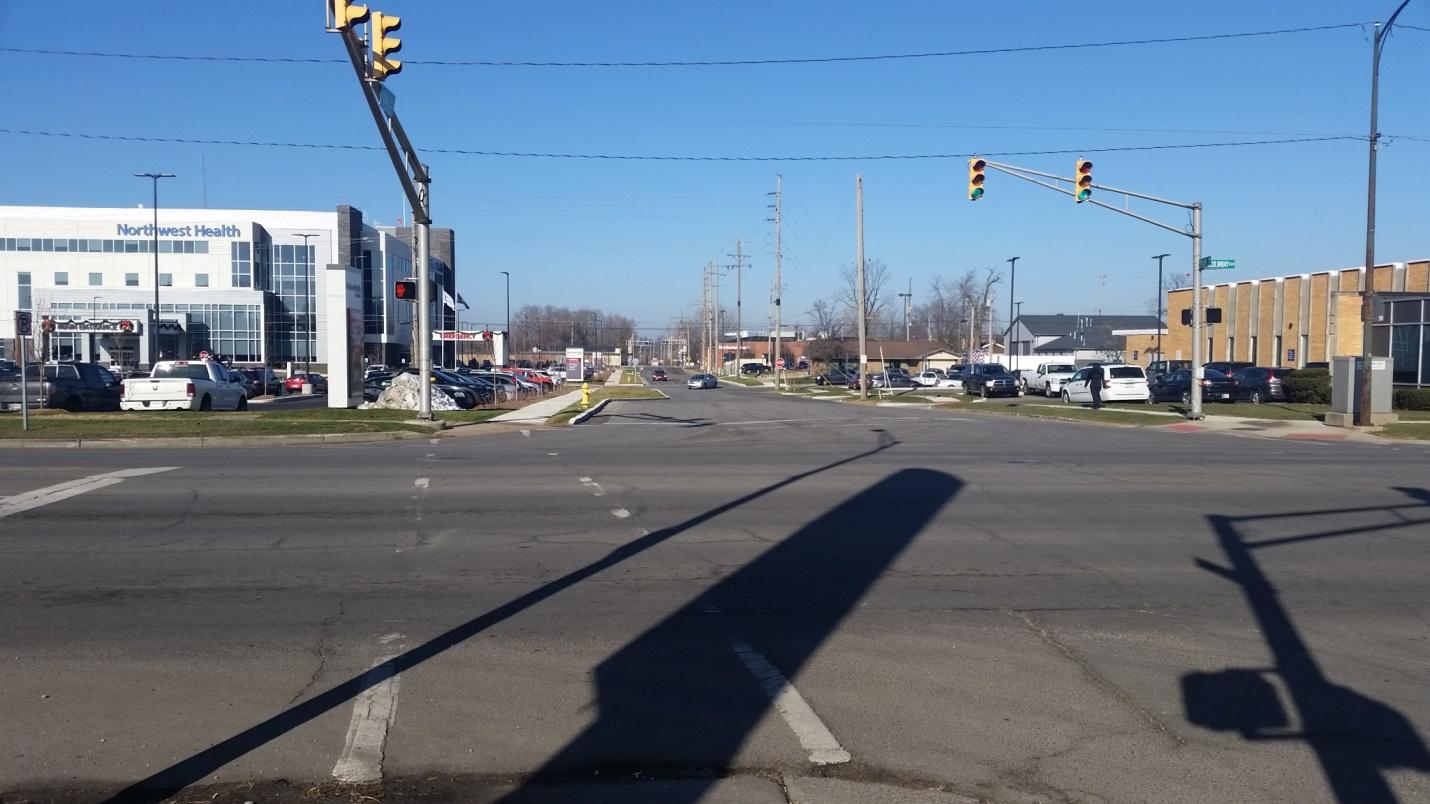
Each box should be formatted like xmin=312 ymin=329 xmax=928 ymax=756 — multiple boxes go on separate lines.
xmin=3 ymin=1 xmax=1429 ymax=336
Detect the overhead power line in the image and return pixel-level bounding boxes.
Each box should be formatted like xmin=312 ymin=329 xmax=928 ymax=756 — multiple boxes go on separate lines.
xmin=0 ymin=127 xmax=1365 ymax=161
xmin=0 ymin=22 xmax=1371 ymax=68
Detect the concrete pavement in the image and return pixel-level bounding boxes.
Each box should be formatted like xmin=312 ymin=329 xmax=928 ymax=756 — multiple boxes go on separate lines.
xmin=2 ymin=374 xmax=1428 ymax=803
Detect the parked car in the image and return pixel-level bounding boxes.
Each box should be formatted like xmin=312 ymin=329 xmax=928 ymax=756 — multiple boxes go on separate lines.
xmin=1230 ymin=366 xmax=1293 ymax=404
xmin=740 ymin=363 xmax=769 ymax=375
xmin=912 ymin=369 xmax=947 ymax=387
xmin=0 ymin=361 xmax=123 ymax=412
xmin=121 ymin=359 xmax=248 ymax=411
xmin=284 ymin=372 xmax=328 ymax=394
xmin=814 ymin=368 xmax=851 ymax=386
xmin=687 ymin=373 xmax=718 ymax=389
xmin=1147 ymin=368 xmax=1238 ymax=404
xmin=241 ymin=367 xmax=285 ymax=397
xmin=870 ymin=372 xmax=918 ymax=389
xmin=651 ymin=368 xmax=668 ymax=382
xmin=1146 ymin=359 xmax=1192 ymax=381
xmin=961 ymin=363 xmax=1021 ymax=398
xmin=1064 ymin=364 xmax=1153 ymax=405
xmin=1204 ymin=361 xmax=1254 ymax=376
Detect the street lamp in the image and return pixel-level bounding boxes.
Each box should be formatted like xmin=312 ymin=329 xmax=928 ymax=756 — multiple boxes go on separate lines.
xmin=1152 ymin=253 xmax=1171 ymax=368
xmin=1359 ymin=0 xmax=1413 ymax=426
xmin=1006 ymin=257 xmax=1020 ymax=364
xmin=134 ymin=172 xmax=175 ymax=365
xmin=293 ymin=233 xmax=321 ymax=374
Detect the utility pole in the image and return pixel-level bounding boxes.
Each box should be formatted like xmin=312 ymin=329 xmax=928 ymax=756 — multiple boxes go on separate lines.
xmin=1153 ymin=253 xmax=1170 ymax=366
xmin=769 ymin=175 xmax=783 ymax=388
xmin=899 ymin=277 xmax=912 ymax=342
xmin=855 ymin=174 xmax=868 ymax=401
xmin=1006 ymin=257 xmax=1019 ymax=364
xmin=728 ymin=240 xmax=745 ymax=372
xmin=1360 ymin=1 xmax=1412 ymax=426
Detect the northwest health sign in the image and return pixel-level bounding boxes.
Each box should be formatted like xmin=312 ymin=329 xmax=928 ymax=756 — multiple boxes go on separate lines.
xmin=115 ymin=223 xmax=242 ymax=238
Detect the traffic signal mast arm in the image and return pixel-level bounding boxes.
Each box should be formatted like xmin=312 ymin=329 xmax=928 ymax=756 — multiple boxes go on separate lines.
xmin=976 ymin=157 xmax=1208 ymax=420
xmin=333 ymin=28 xmax=428 ymax=222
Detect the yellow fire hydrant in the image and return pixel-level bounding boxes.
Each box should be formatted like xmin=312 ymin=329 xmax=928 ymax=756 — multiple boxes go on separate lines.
xmin=581 ymin=381 xmax=591 ymax=410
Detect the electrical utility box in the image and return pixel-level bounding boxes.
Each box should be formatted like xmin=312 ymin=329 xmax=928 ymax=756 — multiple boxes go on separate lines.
xmin=1327 ymin=355 xmax=1397 ymax=427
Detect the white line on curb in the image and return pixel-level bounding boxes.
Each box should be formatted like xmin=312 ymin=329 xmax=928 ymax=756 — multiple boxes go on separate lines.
xmin=0 ymin=467 xmax=178 ymax=520
xmin=332 ymin=645 xmax=404 ymax=784
xmin=731 ymin=638 xmax=851 ymax=766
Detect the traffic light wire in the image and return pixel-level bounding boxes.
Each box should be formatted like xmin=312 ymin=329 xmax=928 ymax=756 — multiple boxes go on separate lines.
xmin=0 ymin=127 xmax=1366 ymax=161
xmin=0 ymin=22 xmax=1371 ymax=68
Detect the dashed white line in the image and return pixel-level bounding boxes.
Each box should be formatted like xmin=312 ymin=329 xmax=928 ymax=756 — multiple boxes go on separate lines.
xmin=332 ymin=637 xmax=405 ymax=784
xmin=610 ymin=508 xmax=631 ymax=519
xmin=0 ymin=467 xmax=178 ymax=520
xmin=730 ymin=638 xmax=851 ymax=766
xmin=413 ymin=477 xmax=430 ymax=490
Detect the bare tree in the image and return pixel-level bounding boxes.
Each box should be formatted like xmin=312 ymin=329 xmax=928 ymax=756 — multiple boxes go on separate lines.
xmin=1147 ymin=272 xmax=1191 ymax=318
xmin=838 ymin=258 xmax=891 ymax=333
xmin=807 ymin=297 xmax=844 ymax=339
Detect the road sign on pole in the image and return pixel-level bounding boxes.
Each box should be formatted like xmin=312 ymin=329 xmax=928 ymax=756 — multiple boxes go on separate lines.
xmin=1199 ymin=257 xmax=1235 ymax=271
xmin=776 ymin=358 xmax=786 ymax=369
xmin=14 ymin=310 xmax=32 ymax=336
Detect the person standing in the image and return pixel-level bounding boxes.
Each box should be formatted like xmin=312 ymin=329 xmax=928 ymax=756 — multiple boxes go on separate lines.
xmin=1088 ymin=363 xmax=1106 ymax=409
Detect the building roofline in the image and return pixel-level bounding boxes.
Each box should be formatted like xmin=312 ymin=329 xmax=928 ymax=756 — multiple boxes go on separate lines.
xmin=1168 ymin=258 xmax=1430 ymax=292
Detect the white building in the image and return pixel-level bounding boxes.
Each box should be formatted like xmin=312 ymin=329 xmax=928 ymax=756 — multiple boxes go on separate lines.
xmin=0 ymin=205 xmax=458 ymax=370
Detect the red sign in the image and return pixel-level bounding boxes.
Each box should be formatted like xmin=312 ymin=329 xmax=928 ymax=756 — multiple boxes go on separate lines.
xmin=776 ymin=358 xmax=786 ymax=369
xmin=198 ymin=350 xmax=210 ymax=360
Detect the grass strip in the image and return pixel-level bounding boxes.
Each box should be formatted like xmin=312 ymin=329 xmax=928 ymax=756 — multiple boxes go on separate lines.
xmin=547 ymin=386 xmax=665 ymax=425
xmin=951 ymin=401 xmax=1175 ymax=427
xmin=1377 ymin=422 xmax=1430 ymax=441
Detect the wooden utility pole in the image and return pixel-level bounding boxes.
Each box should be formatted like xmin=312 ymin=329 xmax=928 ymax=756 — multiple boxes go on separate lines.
xmin=856 ymin=174 xmax=868 ymax=400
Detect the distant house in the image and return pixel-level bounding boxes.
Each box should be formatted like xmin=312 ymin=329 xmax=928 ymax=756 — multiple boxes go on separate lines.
xmin=1006 ymin=314 xmax=1164 ymax=368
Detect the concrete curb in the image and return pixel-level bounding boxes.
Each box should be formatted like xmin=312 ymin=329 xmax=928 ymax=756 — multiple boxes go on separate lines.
xmin=570 ymin=397 xmax=612 ymax=424
xmin=0 ymin=430 xmax=430 ymax=449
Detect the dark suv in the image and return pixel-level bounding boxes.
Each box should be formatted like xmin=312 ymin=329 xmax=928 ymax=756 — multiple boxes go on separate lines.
xmin=0 ymin=361 xmax=122 ymax=411
xmin=961 ymin=363 xmax=1021 ymax=398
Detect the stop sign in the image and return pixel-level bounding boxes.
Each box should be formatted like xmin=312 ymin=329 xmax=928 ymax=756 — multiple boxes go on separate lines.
xmin=775 ymin=358 xmax=786 ymax=369
xmin=198 ymin=350 xmax=210 ymax=360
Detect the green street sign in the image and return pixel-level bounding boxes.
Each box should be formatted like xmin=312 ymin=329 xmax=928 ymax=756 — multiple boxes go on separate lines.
xmin=1199 ymin=257 xmax=1235 ymax=271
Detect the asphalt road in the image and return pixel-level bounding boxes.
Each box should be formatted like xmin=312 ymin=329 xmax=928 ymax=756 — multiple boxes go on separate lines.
xmin=3 ymin=370 xmax=1428 ymax=803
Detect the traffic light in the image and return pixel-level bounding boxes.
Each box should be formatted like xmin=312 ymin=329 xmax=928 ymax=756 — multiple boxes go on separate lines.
xmin=1075 ymin=158 xmax=1093 ymax=203
xmin=370 ymin=11 xmax=402 ymax=80
xmin=394 ymin=279 xmax=416 ymax=300
xmin=967 ymin=158 xmax=986 ymax=201
xmin=332 ymin=0 xmax=369 ymax=30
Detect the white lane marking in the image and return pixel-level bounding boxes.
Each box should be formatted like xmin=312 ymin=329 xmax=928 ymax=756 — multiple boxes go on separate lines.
xmin=580 ymin=477 xmax=604 ymax=497
xmin=548 ymin=452 xmax=559 ymax=456
xmin=579 ymin=476 xmax=592 ymax=483
xmin=610 ymin=508 xmax=631 ymax=519
xmin=332 ymin=645 xmax=404 ymax=783
xmin=413 ymin=477 xmax=430 ymax=490
xmin=730 ymin=638 xmax=851 ymax=766
xmin=521 ymin=429 xmax=531 ymax=437
xmin=429 ymin=438 xmax=440 ymax=446
xmin=0 ymin=467 xmax=178 ymax=520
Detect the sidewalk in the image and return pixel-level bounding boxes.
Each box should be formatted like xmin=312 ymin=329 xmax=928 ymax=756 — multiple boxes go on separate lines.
xmin=490 ymin=390 xmax=582 ymax=424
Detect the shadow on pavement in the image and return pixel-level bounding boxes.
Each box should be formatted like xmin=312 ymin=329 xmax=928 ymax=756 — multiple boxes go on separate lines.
xmin=1183 ymin=486 xmax=1430 ymax=803
xmin=495 ymin=467 xmax=960 ymax=802
xmin=599 ymin=410 xmax=714 ymax=428
xmin=103 ymin=435 xmax=902 ymax=804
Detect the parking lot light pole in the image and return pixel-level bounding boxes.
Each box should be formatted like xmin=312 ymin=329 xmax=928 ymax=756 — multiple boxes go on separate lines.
xmin=293 ymin=234 xmax=321 ymax=375
xmin=500 ymin=271 xmax=510 ymax=361
xmin=1153 ymin=253 xmax=1171 ymax=367
xmin=1006 ymin=257 xmax=1019 ymax=365
xmin=134 ymin=172 xmax=174 ymax=365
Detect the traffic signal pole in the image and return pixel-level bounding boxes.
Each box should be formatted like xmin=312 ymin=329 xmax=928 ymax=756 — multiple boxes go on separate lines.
xmin=330 ymin=3 xmax=435 ymax=419
xmin=982 ymin=160 xmax=1206 ymax=419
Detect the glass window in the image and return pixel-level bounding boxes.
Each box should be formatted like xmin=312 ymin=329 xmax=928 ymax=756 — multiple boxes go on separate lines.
xmin=197 ymin=241 xmax=209 ymax=254
xmin=17 ymin=272 xmax=31 ymax=309
xmin=53 ymin=239 xmax=68 ymax=252
xmin=1422 ymin=326 xmax=1430 ymax=386
xmin=159 ymin=273 xmax=173 ymax=287
xmin=88 ymin=272 xmax=103 ymax=286
xmin=125 ymin=273 xmax=139 ymax=287
xmin=54 ymin=271 xmax=69 ymax=286
xmin=1391 ymin=326 xmax=1418 ymax=384
xmin=89 ymin=239 xmax=101 ymax=252
xmin=195 ymin=273 xmax=209 ymax=288
xmin=124 ymin=240 xmax=139 ymax=253
xmin=1392 ymin=300 xmax=1421 ymax=324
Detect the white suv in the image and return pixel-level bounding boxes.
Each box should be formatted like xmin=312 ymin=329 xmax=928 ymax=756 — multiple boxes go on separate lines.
xmin=1062 ymin=364 xmax=1152 ymax=404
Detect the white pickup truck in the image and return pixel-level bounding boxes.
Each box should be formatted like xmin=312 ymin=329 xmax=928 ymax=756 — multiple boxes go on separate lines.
xmin=121 ymin=359 xmax=249 ymax=411
xmin=1020 ymin=362 xmax=1078 ymax=397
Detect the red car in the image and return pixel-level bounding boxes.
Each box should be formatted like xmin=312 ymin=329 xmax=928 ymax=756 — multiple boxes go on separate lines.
xmin=651 ymin=368 xmax=668 ymax=381
xmin=284 ymin=372 xmax=328 ymax=393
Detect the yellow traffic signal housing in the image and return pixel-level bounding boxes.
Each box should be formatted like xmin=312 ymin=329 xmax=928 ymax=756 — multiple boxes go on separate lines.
xmin=333 ymin=0 xmax=369 ymax=29
xmin=967 ymin=158 xmax=986 ymax=201
xmin=1075 ymin=158 xmax=1093 ymax=203
xmin=371 ymin=11 xmax=402 ymax=80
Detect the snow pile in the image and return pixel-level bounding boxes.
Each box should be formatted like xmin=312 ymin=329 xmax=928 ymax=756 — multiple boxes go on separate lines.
xmin=362 ymin=371 xmax=460 ymax=411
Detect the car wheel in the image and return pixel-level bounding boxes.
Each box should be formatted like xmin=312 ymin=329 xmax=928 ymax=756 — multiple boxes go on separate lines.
xmin=1250 ymin=389 xmax=1263 ymax=404
xmin=1061 ymin=390 xmax=1071 ymax=404
xmin=65 ymin=395 xmax=83 ymax=413
xmin=1044 ymin=383 xmax=1052 ymax=397
xmin=237 ymin=397 xmax=248 ymax=411
xmin=1179 ymin=390 xmax=1191 ymax=405
xmin=199 ymin=395 xmax=213 ymax=411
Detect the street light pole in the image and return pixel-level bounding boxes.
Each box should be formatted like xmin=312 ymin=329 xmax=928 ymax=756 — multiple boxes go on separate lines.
xmin=293 ymin=233 xmax=320 ymax=375
xmin=1153 ymin=253 xmax=1171 ymax=367
xmin=1359 ymin=0 xmax=1412 ymax=426
xmin=500 ymin=270 xmax=510 ymax=364
xmin=134 ymin=172 xmax=174 ymax=365
xmin=1006 ymin=257 xmax=1020 ymax=364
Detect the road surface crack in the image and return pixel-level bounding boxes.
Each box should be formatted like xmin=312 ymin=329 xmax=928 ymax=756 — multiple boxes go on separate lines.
xmin=287 ymin=597 xmax=346 ymax=708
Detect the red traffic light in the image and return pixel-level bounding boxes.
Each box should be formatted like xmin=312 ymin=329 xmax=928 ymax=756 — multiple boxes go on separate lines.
xmin=394 ymin=279 xmax=417 ymax=300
